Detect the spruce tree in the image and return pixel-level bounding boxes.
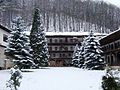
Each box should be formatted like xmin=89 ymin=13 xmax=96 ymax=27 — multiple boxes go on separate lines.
xmin=5 ymin=16 xmax=33 ymax=69
xmin=83 ymin=31 xmax=105 ymax=70
xmin=30 ymin=8 xmax=49 ymax=68
xmin=72 ymin=44 xmax=80 ymax=67
xmin=102 ymin=68 xmax=120 ymax=90
xmin=78 ymin=45 xmax=85 ymax=68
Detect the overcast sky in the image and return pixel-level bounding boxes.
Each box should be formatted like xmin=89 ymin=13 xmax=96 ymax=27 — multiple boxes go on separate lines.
xmin=102 ymin=0 xmax=120 ymax=7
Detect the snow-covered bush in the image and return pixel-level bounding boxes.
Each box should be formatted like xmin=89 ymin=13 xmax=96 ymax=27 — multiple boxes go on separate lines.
xmin=102 ymin=68 xmax=120 ymax=90
xmin=6 ymin=66 xmax=22 ymax=90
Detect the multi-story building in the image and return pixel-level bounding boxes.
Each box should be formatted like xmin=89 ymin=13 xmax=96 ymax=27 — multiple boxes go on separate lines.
xmin=100 ymin=29 xmax=120 ymax=68
xmin=46 ymin=32 xmax=105 ymax=67
xmin=0 ymin=24 xmax=12 ymax=69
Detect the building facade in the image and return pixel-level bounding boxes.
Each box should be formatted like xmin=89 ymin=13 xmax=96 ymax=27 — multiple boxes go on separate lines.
xmin=46 ymin=32 xmax=105 ymax=67
xmin=0 ymin=24 xmax=12 ymax=69
xmin=100 ymin=29 xmax=120 ymax=67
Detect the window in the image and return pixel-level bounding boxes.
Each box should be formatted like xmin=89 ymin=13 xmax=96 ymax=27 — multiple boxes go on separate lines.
xmin=53 ymin=53 xmax=56 ymax=57
xmin=104 ymin=46 xmax=106 ymax=51
xmin=55 ymin=39 xmax=57 ymax=43
xmin=60 ymin=54 xmax=62 ymax=57
xmin=65 ymin=47 xmax=68 ymax=51
xmin=55 ymin=47 xmax=58 ymax=50
xmin=69 ymin=53 xmax=71 ymax=57
xmin=60 ymin=39 xmax=62 ymax=43
xmin=50 ymin=39 xmax=52 ymax=43
xmin=63 ymin=54 xmax=65 ymax=57
xmin=70 ymin=39 xmax=73 ymax=42
xmin=65 ymin=38 xmax=68 ymax=42
xmin=70 ymin=46 xmax=73 ymax=50
xmin=49 ymin=47 xmax=52 ymax=51
xmin=118 ymin=42 xmax=120 ymax=48
xmin=115 ymin=43 xmax=117 ymax=49
xmin=59 ymin=47 xmax=62 ymax=50
xmin=3 ymin=34 xmax=8 ymax=42
xmin=111 ymin=44 xmax=114 ymax=50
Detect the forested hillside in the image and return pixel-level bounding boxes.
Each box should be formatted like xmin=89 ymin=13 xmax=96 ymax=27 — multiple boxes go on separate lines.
xmin=0 ymin=0 xmax=120 ymax=33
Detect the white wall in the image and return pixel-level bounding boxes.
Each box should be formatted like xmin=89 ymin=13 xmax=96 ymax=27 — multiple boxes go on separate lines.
xmin=0 ymin=28 xmax=11 ymax=68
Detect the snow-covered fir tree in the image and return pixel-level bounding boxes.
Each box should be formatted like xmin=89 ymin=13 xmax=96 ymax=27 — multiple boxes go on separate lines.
xmin=72 ymin=43 xmax=85 ymax=68
xmin=102 ymin=68 xmax=120 ymax=90
xmin=83 ymin=31 xmax=105 ymax=70
xmin=30 ymin=8 xmax=49 ymax=68
xmin=5 ymin=16 xmax=34 ymax=69
xmin=78 ymin=44 xmax=85 ymax=68
xmin=72 ymin=44 xmax=80 ymax=67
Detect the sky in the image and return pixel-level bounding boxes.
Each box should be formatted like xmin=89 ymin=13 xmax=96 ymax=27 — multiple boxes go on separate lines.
xmin=102 ymin=0 xmax=120 ymax=7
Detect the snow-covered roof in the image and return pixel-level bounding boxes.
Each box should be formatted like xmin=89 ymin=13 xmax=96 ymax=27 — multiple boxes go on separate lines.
xmin=100 ymin=29 xmax=120 ymax=40
xmin=25 ymin=31 xmax=107 ymax=36
xmin=100 ymin=29 xmax=120 ymax=45
xmin=46 ymin=32 xmax=106 ymax=36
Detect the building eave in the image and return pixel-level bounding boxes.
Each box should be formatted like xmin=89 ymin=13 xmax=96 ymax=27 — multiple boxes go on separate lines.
xmin=0 ymin=44 xmax=6 ymax=48
xmin=0 ymin=24 xmax=11 ymax=33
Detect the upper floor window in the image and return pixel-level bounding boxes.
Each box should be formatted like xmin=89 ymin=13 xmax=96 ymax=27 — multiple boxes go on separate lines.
xmin=55 ymin=39 xmax=58 ymax=43
xmin=60 ymin=53 xmax=62 ymax=57
xmin=3 ymin=34 xmax=8 ymax=42
xmin=111 ymin=44 xmax=114 ymax=50
xmin=53 ymin=53 xmax=56 ymax=57
xmin=60 ymin=39 xmax=63 ymax=43
xmin=55 ymin=47 xmax=58 ymax=50
xmin=115 ymin=43 xmax=118 ymax=49
xmin=50 ymin=39 xmax=52 ymax=43
xmin=65 ymin=38 xmax=68 ymax=42
xmin=118 ymin=42 xmax=120 ymax=48
xmin=69 ymin=53 xmax=72 ymax=57
xmin=59 ymin=47 xmax=62 ymax=51
xmin=49 ymin=47 xmax=52 ymax=51
xmin=70 ymin=39 xmax=73 ymax=42
xmin=70 ymin=46 xmax=73 ymax=50
xmin=65 ymin=47 xmax=68 ymax=51
xmin=63 ymin=53 xmax=65 ymax=57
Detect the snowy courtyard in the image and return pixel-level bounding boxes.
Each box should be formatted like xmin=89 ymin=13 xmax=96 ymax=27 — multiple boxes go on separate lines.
xmin=0 ymin=67 xmax=105 ymax=90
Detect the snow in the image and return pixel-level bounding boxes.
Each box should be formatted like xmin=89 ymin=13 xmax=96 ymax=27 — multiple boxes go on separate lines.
xmin=102 ymin=0 xmax=120 ymax=7
xmin=46 ymin=32 xmax=106 ymax=36
xmin=93 ymin=0 xmax=120 ymax=7
xmin=0 ymin=67 xmax=105 ymax=90
xmin=25 ymin=31 xmax=107 ymax=36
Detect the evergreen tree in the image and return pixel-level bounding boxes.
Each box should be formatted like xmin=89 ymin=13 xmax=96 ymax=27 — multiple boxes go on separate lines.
xmin=72 ymin=43 xmax=85 ymax=68
xmin=83 ymin=31 xmax=105 ymax=70
xmin=6 ymin=65 xmax=22 ymax=90
xmin=72 ymin=44 xmax=80 ymax=67
xmin=102 ymin=68 xmax=120 ymax=90
xmin=5 ymin=16 xmax=33 ymax=69
xmin=78 ymin=45 xmax=85 ymax=68
xmin=30 ymin=8 xmax=49 ymax=68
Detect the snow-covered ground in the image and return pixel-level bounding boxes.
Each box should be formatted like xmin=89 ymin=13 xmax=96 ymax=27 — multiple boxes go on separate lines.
xmin=0 ymin=67 xmax=105 ymax=90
